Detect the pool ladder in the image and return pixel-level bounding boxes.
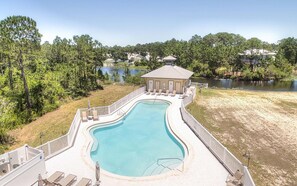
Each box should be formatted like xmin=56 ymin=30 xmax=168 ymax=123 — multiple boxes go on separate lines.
xmin=117 ymin=109 xmax=126 ymax=116
xmin=153 ymin=94 xmax=157 ymax=104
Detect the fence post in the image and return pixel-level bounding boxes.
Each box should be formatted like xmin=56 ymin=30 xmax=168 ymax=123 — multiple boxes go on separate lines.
xmin=223 ymin=147 xmax=227 ymax=167
xmin=48 ymin=143 xmax=51 ymax=156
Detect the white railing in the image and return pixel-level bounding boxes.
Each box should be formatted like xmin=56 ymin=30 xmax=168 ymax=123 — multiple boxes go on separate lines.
xmin=37 ymin=86 xmax=146 ymax=159
xmin=243 ymin=167 xmax=255 ymax=186
xmin=36 ymin=110 xmax=81 ymax=159
xmin=0 ymin=146 xmax=46 ymax=186
xmin=181 ymin=94 xmax=255 ymax=186
xmin=68 ymin=110 xmax=81 ymax=145
xmin=109 ymin=87 xmax=146 ymax=114
xmin=80 ymin=86 xmax=146 ymax=116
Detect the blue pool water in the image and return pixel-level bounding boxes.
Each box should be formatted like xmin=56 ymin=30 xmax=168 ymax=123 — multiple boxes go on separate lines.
xmin=90 ymin=101 xmax=185 ymax=177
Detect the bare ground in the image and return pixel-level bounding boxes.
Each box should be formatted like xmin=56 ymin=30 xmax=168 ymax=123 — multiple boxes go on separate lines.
xmin=187 ymin=89 xmax=297 ymax=186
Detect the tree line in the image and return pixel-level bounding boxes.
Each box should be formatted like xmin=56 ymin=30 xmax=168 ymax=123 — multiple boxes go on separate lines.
xmin=108 ymin=34 xmax=296 ymax=80
xmin=1 ymin=15 xmax=297 ymax=148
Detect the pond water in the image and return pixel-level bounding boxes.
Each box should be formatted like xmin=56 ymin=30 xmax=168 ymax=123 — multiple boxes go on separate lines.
xmin=192 ymin=78 xmax=297 ymax=92
xmin=101 ymin=67 xmax=296 ymax=91
xmin=100 ymin=66 xmax=145 ymax=82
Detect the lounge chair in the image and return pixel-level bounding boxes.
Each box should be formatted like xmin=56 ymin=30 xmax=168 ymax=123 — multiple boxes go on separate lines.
xmin=76 ymin=178 xmax=92 ymax=186
xmin=56 ymin=174 xmax=77 ymax=186
xmin=82 ymin=111 xmax=88 ymax=122
xmin=146 ymin=89 xmax=151 ymax=95
xmin=47 ymin=171 xmax=64 ymax=183
xmin=157 ymin=89 xmax=162 ymax=95
xmin=226 ymin=170 xmax=243 ymax=186
xmin=151 ymin=89 xmax=156 ymax=95
xmin=42 ymin=179 xmax=57 ymax=186
xmin=171 ymin=90 xmax=176 ymax=97
xmin=93 ymin=110 xmax=99 ymax=121
xmin=164 ymin=90 xmax=169 ymax=96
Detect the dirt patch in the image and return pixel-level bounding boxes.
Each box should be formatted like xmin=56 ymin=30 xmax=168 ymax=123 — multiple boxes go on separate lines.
xmin=188 ymin=89 xmax=297 ymax=186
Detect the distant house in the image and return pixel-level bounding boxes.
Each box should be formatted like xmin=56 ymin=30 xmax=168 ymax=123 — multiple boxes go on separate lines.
xmin=238 ymin=49 xmax=276 ymax=65
xmin=127 ymin=53 xmax=144 ymax=63
xmin=105 ymin=53 xmax=112 ymax=58
xmin=157 ymin=56 xmax=163 ymax=62
xmin=162 ymin=55 xmax=177 ymax=65
xmin=103 ymin=58 xmax=115 ymax=67
xmin=141 ymin=59 xmax=193 ymax=94
xmin=145 ymin=52 xmax=151 ymax=61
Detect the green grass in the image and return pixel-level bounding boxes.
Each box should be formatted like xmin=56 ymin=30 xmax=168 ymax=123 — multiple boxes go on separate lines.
xmin=281 ymin=75 xmax=297 ymax=81
xmin=196 ymin=88 xmax=221 ymax=98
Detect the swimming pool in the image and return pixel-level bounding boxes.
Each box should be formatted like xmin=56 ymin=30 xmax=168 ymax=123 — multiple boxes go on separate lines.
xmin=90 ymin=100 xmax=185 ymax=177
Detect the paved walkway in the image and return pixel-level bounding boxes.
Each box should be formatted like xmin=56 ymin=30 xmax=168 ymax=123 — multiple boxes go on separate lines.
xmin=45 ymin=94 xmax=229 ymax=186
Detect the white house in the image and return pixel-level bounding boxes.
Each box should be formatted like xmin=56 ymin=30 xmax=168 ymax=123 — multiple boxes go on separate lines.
xmin=238 ymin=49 xmax=276 ymax=65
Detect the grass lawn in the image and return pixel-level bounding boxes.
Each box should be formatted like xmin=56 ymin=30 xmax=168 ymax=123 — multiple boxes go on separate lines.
xmin=8 ymin=84 xmax=138 ymax=150
xmin=187 ymin=88 xmax=297 ymax=186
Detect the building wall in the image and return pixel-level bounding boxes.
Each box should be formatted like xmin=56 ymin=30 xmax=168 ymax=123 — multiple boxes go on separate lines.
xmin=144 ymin=78 xmax=187 ymax=94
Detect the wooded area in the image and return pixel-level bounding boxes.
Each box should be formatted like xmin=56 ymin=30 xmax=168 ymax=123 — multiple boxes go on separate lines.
xmin=0 ymin=15 xmax=297 ymax=150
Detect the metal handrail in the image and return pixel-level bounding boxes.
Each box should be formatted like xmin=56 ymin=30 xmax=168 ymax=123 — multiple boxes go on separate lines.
xmin=157 ymin=157 xmax=184 ymax=173
xmin=117 ymin=108 xmax=125 ymax=116
xmin=142 ymin=157 xmax=184 ymax=176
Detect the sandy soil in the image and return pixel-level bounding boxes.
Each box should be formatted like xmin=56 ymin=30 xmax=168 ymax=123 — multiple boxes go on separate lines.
xmin=190 ymin=89 xmax=297 ymax=186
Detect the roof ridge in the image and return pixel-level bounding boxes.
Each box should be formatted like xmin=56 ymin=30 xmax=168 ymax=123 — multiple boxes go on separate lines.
xmin=141 ymin=65 xmax=193 ymax=79
xmin=173 ymin=65 xmax=188 ymax=76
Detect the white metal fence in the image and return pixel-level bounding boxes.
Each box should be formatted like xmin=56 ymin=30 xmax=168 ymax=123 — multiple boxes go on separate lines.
xmin=37 ymin=86 xmax=146 ymax=159
xmin=0 ymin=146 xmax=46 ymax=186
xmin=109 ymin=87 xmax=146 ymax=114
xmin=80 ymin=86 xmax=146 ymax=117
xmin=68 ymin=110 xmax=81 ymax=145
xmin=181 ymin=94 xmax=255 ymax=186
xmin=36 ymin=109 xmax=81 ymax=159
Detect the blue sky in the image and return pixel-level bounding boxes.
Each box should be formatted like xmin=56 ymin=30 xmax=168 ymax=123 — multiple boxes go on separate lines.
xmin=1 ymin=0 xmax=296 ymax=46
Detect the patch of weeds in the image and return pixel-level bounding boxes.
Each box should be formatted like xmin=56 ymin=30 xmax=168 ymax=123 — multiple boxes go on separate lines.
xmin=276 ymin=100 xmax=297 ymax=109
xmin=186 ymin=103 xmax=221 ymax=132
xmin=197 ymin=88 xmax=221 ymax=97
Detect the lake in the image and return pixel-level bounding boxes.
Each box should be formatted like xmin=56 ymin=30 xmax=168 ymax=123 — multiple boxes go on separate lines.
xmin=101 ymin=67 xmax=297 ymax=91
xmin=192 ymin=78 xmax=297 ymax=92
xmin=100 ymin=67 xmax=145 ymax=82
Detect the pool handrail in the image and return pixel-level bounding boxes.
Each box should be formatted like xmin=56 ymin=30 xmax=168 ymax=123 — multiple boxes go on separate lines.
xmin=157 ymin=157 xmax=184 ymax=172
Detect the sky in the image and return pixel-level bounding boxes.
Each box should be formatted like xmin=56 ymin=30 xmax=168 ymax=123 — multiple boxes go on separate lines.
xmin=0 ymin=0 xmax=296 ymax=46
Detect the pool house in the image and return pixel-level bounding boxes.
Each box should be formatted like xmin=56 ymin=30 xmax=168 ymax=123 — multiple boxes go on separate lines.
xmin=141 ymin=56 xmax=193 ymax=94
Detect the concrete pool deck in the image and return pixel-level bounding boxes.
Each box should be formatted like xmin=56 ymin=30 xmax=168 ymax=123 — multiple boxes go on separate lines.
xmin=45 ymin=94 xmax=229 ymax=186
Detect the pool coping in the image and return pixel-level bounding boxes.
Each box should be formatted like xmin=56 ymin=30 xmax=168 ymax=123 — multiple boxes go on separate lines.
xmin=83 ymin=98 xmax=190 ymax=181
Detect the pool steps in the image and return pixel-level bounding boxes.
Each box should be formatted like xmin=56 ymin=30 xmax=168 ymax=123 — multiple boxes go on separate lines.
xmin=142 ymin=158 xmax=184 ymax=176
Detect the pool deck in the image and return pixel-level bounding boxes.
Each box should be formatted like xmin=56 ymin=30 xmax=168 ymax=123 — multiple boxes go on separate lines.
xmin=45 ymin=94 xmax=229 ymax=186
